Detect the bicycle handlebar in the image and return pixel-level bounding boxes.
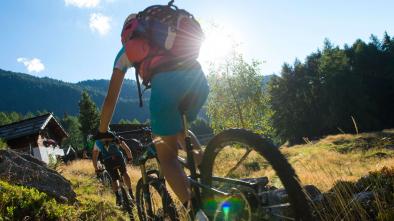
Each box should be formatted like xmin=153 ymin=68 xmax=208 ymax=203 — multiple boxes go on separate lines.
xmin=115 ymin=127 xmax=151 ymax=136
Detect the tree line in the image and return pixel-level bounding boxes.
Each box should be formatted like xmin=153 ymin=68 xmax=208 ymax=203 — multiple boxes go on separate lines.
xmin=206 ymin=32 xmax=394 ymax=145
xmin=269 ymin=33 xmax=394 ymax=144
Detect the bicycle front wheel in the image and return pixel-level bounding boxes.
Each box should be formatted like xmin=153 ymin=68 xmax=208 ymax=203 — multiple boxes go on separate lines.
xmin=120 ymin=186 xmax=135 ymax=221
xmin=100 ymin=170 xmax=112 ymax=188
xmin=136 ymin=173 xmax=179 ymax=221
xmin=200 ymin=129 xmax=313 ymax=221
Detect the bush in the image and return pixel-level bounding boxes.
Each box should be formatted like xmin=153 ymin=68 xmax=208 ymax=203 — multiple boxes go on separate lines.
xmin=0 ymin=180 xmax=76 ymax=220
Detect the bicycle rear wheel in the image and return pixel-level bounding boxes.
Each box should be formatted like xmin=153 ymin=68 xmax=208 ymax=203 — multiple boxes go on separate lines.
xmin=200 ymin=129 xmax=313 ymax=221
xmin=136 ymin=173 xmax=179 ymax=221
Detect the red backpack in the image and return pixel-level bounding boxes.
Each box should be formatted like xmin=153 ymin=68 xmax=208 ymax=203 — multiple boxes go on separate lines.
xmin=121 ymin=1 xmax=204 ymax=87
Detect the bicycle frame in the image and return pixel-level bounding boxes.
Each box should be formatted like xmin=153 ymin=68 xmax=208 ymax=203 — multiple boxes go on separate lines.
xmin=115 ymin=124 xmax=265 ymax=218
xmin=182 ymin=114 xmax=203 ymax=213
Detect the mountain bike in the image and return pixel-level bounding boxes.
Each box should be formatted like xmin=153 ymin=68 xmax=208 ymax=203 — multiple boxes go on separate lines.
xmin=96 ymin=160 xmax=112 ymax=188
xmin=116 ymin=127 xmax=179 ymax=221
xmin=113 ymin=120 xmax=313 ymax=221
xmin=114 ymin=163 xmax=136 ymax=221
xmin=96 ymin=159 xmax=136 ymax=221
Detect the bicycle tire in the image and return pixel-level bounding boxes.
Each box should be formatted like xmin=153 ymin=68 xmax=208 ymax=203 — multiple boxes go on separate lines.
xmin=136 ymin=174 xmax=179 ymax=221
xmin=120 ymin=186 xmax=135 ymax=221
xmin=200 ymin=128 xmax=313 ymax=221
xmin=101 ymin=170 xmax=112 ymax=188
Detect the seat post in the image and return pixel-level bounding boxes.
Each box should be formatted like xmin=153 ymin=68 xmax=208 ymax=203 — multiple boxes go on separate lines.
xmin=182 ymin=113 xmax=189 ymax=137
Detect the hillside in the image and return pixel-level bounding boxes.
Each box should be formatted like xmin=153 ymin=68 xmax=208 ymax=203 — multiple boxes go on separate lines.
xmin=0 ymin=69 xmax=274 ymax=124
xmin=0 ymin=69 xmax=150 ymax=122
xmin=76 ymin=79 xmax=151 ymax=101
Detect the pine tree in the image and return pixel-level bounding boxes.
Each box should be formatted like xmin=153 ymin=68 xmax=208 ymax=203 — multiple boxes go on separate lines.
xmin=78 ymin=91 xmax=100 ymax=144
xmin=62 ymin=115 xmax=84 ymax=150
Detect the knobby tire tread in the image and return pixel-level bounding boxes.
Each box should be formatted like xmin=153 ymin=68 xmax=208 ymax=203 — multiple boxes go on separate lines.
xmin=136 ymin=174 xmax=179 ymax=221
xmin=121 ymin=186 xmax=135 ymax=221
xmin=200 ymin=128 xmax=313 ymax=221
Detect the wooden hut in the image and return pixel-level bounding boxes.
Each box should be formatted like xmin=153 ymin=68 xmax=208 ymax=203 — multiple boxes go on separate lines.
xmin=0 ymin=113 xmax=68 ymax=163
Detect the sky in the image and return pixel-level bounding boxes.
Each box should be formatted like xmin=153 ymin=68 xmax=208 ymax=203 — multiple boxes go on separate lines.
xmin=0 ymin=0 xmax=393 ymax=83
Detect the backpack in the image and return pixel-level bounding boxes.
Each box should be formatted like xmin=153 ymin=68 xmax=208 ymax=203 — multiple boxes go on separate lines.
xmin=121 ymin=1 xmax=204 ymax=106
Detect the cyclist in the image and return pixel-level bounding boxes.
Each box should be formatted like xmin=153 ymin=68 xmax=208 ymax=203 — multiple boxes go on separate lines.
xmin=94 ymin=7 xmax=209 ymax=221
xmin=91 ymin=135 xmax=134 ymax=206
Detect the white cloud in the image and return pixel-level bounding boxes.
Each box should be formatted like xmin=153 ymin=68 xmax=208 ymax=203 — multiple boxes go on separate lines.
xmin=65 ymin=0 xmax=100 ymax=8
xmin=89 ymin=13 xmax=111 ymax=36
xmin=17 ymin=57 xmax=45 ymax=73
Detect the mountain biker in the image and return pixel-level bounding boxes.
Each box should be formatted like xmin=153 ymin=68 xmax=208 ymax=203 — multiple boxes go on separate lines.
xmin=91 ymin=135 xmax=134 ymax=206
xmin=94 ymin=3 xmax=209 ymax=220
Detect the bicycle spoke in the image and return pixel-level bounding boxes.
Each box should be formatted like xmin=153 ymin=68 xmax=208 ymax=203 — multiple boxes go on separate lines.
xmin=261 ymin=202 xmax=291 ymax=209
xmin=271 ymin=213 xmax=296 ymax=220
xmin=224 ymin=148 xmax=252 ymax=177
xmin=201 ymin=129 xmax=313 ymax=220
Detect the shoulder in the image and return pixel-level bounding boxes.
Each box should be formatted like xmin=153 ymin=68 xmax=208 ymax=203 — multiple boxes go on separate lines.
xmin=94 ymin=140 xmax=104 ymax=151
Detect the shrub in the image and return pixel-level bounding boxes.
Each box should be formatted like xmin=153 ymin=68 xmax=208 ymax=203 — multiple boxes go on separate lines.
xmin=0 ymin=180 xmax=76 ymax=220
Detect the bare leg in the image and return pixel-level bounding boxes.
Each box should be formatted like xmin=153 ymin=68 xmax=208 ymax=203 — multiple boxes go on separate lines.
xmin=154 ymin=134 xmax=191 ymax=203
xmin=177 ymin=130 xmax=204 ymax=166
xmin=122 ymin=172 xmax=132 ymax=190
xmin=111 ymin=180 xmax=119 ymax=192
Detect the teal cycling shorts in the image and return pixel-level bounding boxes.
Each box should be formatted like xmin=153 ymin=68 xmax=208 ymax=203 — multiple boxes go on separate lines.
xmin=149 ymin=68 xmax=209 ymax=136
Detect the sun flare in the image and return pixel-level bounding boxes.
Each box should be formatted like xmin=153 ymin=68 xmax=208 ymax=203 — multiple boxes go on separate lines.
xmin=199 ymin=23 xmax=242 ymax=63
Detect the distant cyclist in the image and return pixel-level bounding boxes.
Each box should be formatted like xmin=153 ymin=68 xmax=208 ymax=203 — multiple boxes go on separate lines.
xmin=90 ymin=134 xmax=134 ymax=206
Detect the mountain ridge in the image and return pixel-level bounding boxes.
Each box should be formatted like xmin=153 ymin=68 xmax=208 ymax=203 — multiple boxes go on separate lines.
xmin=0 ymin=69 xmax=150 ymax=122
xmin=0 ymin=68 xmax=273 ymax=123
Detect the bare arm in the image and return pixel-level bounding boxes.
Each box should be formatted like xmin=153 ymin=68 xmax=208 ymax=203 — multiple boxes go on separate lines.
xmin=92 ymin=146 xmax=100 ymax=171
xmin=98 ymin=68 xmax=126 ymax=132
xmin=120 ymin=140 xmax=133 ymax=160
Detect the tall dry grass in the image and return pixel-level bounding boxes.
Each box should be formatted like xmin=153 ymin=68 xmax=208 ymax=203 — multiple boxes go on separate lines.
xmin=209 ymin=131 xmax=394 ymax=220
xmin=59 ymin=130 xmax=394 ymax=220
xmin=283 ymin=133 xmax=394 ymax=191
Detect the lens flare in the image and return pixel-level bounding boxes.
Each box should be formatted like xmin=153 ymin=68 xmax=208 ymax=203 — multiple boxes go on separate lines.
xmin=222 ymin=201 xmax=231 ymax=220
xmin=203 ymin=196 xmax=246 ymax=220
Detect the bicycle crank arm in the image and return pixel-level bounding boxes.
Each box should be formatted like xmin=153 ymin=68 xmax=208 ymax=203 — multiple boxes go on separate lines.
xmin=188 ymin=177 xmax=230 ymax=196
xmin=210 ymin=176 xmax=256 ymax=188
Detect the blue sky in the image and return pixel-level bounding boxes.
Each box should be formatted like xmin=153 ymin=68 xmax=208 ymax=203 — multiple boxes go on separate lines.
xmin=0 ymin=0 xmax=393 ymax=83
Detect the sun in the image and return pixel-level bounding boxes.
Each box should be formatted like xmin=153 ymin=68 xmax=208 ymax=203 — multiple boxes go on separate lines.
xmin=198 ymin=23 xmax=241 ymax=64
